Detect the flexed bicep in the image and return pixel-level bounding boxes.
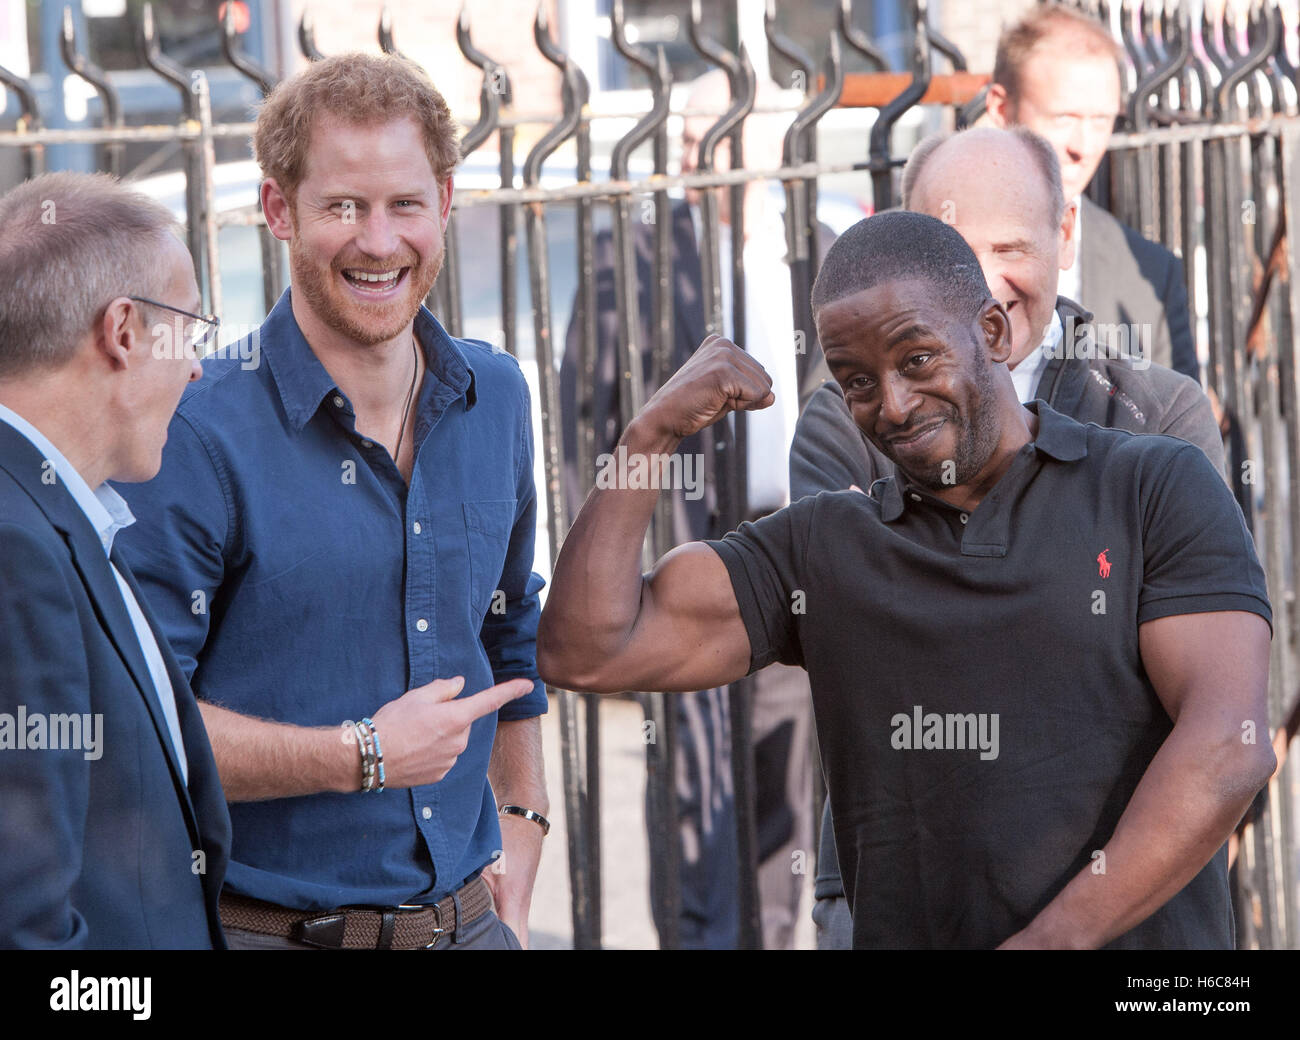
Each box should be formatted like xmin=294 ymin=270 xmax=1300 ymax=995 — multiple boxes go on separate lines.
xmin=620 ymin=541 xmax=752 ymax=693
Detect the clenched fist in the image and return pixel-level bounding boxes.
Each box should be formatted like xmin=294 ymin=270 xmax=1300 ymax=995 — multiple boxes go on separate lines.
xmin=636 ymin=335 xmax=775 ymax=442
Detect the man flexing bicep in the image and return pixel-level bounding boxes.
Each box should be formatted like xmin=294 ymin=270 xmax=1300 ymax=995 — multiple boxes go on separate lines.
xmin=538 ymin=336 xmax=772 ymax=695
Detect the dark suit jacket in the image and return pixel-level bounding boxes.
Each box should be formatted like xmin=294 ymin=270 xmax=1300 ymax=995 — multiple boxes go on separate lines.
xmin=1079 ymin=196 xmax=1198 ymax=382
xmin=0 ymin=421 xmax=229 ymax=949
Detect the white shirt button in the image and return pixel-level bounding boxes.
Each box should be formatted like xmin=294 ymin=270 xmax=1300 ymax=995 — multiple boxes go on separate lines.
xmin=412 ymin=521 xmax=422 ymax=535
xmin=421 ymin=806 xmax=432 ymax=820
xmin=332 ymin=395 xmax=344 ymax=408
xmin=416 ymin=618 xmax=429 ymax=632
xmin=959 ymin=513 xmax=969 ymax=524
xmin=361 ymin=439 xmax=373 ymax=449
xmin=909 ymin=492 xmax=922 ymax=502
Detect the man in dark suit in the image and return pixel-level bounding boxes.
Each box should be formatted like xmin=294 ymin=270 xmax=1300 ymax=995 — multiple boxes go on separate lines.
xmin=985 ymin=2 xmax=1199 ymax=382
xmin=0 ymin=172 xmax=229 ymax=949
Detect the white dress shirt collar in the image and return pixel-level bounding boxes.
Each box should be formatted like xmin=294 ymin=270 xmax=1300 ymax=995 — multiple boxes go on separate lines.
xmin=0 ymin=402 xmax=135 ymax=555
xmin=1009 ymin=309 xmax=1063 ymax=404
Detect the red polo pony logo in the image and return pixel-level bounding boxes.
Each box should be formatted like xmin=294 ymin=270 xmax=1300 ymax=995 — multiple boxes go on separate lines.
xmin=1097 ymin=549 xmax=1112 ymax=578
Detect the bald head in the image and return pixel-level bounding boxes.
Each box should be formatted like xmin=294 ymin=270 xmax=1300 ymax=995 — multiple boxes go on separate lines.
xmin=900 ymin=127 xmax=1076 ymax=369
xmin=903 ymin=126 xmax=1064 ymax=230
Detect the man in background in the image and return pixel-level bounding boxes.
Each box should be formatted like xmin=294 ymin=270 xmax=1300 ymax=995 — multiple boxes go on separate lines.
xmin=985 ymin=2 xmax=1200 ymax=383
xmin=562 ymin=70 xmax=829 ymax=948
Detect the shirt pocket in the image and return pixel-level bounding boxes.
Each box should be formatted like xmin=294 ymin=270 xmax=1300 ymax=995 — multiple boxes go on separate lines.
xmin=463 ymin=500 xmax=516 ymax=625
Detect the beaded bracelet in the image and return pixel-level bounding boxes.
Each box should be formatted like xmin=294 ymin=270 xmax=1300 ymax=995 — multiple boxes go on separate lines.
xmin=354 ymin=720 xmax=376 ymax=792
xmin=361 ymin=717 xmax=385 ymax=792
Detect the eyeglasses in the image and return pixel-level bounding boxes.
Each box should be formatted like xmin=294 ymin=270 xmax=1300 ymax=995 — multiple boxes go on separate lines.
xmin=128 ymin=296 xmax=221 ymax=354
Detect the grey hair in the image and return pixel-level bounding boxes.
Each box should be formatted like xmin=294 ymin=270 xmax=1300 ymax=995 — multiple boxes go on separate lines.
xmin=0 ymin=171 xmax=182 ymax=379
xmin=901 ymin=125 xmax=1066 ymax=227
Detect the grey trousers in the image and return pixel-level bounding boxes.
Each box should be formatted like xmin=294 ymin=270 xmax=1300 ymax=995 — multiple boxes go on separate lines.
xmin=223 ymin=908 xmax=522 ymax=950
xmin=812 ymin=894 xmax=853 ymax=950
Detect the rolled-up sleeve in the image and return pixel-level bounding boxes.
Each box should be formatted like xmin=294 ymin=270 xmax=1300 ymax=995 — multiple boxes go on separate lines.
xmin=481 ymin=378 xmax=548 ymax=720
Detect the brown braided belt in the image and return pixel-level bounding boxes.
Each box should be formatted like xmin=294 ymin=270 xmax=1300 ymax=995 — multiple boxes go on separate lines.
xmin=219 ymin=875 xmax=494 ymax=949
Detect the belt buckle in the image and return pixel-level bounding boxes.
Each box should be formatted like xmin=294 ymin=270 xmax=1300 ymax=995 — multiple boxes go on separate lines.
xmin=397 ymin=903 xmax=446 ymax=948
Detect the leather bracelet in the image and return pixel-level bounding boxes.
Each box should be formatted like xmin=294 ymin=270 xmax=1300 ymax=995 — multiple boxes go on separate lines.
xmin=353 ymin=719 xmax=385 ymax=793
xmin=499 ymin=804 xmax=550 ymax=836
xmin=353 ymin=720 xmax=375 ymax=792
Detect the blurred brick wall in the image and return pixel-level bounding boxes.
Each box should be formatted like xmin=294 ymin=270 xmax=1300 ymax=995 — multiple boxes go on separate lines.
xmin=932 ymin=0 xmax=1037 ymax=74
xmin=280 ymin=0 xmax=564 ymax=148
xmin=271 ymin=0 xmax=1061 ymax=145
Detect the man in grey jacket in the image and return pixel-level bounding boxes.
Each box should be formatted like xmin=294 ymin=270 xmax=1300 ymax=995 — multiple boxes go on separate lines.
xmin=803 ymin=126 xmax=1224 ymax=948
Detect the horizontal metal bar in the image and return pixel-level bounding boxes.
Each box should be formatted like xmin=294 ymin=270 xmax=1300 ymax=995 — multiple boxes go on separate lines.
xmin=0 ymin=102 xmax=809 ymax=147
xmin=490 ymin=100 xmax=809 ymax=131
xmin=20 ymin=106 xmax=1286 ymax=157
xmin=833 ymin=70 xmax=988 ymax=107
xmin=451 ymin=159 xmax=864 ymax=207
xmin=0 ymin=121 xmax=258 ymax=146
xmin=197 ymin=163 xmax=868 ymax=233
xmin=1107 ymin=116 xmax=1298 ymax=150
xmin=213 ymin=206 xmax=265 ymax=228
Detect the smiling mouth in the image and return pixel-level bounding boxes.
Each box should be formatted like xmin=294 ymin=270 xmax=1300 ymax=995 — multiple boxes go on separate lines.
xmin=886 ymin=419 xmax=945 ymax=448
xmin=341 ymin=267 xmax=408 ymax=293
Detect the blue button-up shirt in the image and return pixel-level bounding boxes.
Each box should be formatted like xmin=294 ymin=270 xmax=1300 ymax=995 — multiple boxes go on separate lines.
xmin=114 ymin=289 xmax=547 ymax=910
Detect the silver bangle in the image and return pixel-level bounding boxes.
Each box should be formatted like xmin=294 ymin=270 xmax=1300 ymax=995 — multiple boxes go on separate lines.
xmin=499 ymin=804 xmax=550 ymax=835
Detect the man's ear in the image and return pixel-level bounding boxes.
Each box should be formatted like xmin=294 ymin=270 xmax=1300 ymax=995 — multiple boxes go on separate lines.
xmin=984 ymin=84 xmax=1012 ymax=128
xmin=438 ymin=174 xmax=454 ymax=230
xmin=979 ymin=298 xmax=1014 ymax=365
xmin=261 ymin=178 xmax=295 ymax=242
xmin=94 ymin=297 xmax=145 ymax=372
xmin=1058 ymin=199 xmax=1078 ymax=272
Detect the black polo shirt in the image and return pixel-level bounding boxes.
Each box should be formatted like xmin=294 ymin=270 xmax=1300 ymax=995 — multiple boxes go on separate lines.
xmin=707 ymin=402 xmax=1271 ymax=949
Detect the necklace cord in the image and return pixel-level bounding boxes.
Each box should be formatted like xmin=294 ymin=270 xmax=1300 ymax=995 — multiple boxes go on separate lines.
xmin=394 ymin=333 xmax=418 ymax=466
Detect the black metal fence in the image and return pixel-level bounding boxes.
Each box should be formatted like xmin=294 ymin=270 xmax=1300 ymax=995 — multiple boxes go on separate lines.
xmin=3 ymin=0 xmax=1297 ymax=949
xmin=1082 ymin=0 xmax=1300 ymax=950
